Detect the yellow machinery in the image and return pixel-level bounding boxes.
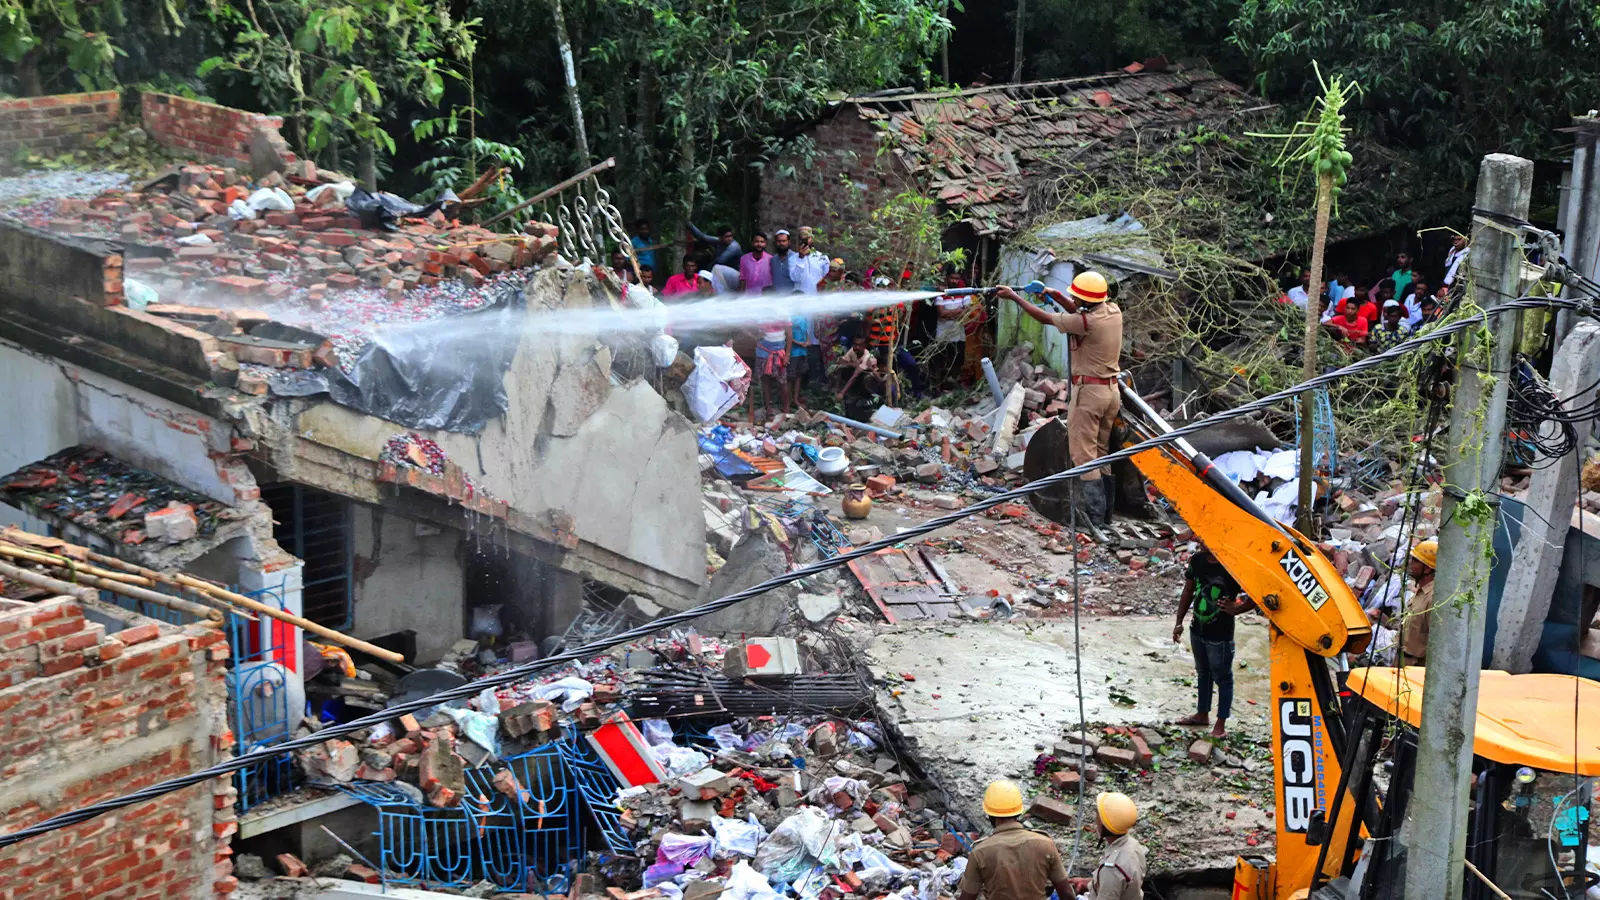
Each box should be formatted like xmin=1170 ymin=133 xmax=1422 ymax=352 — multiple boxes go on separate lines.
xmin=1025 ymin=379 xmax=1600 ymax=899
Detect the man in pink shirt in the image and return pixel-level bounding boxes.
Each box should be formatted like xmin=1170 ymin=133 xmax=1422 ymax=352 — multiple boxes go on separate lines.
xmin=739 ymin=232 xmax=772 ymax=294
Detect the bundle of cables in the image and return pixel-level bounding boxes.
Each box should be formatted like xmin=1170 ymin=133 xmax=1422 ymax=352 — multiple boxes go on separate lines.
xmin=1507 ymin=356 xmax=1599 ymax=465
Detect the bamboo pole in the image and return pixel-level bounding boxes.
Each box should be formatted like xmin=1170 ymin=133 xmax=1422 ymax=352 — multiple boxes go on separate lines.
xmin=0 ymin=537 xmax=403 ymax=663
xmin=0 ymin=542 xmax=242 ymax=617
xmin=479 ymin=157 xmax=616 ymax=228
xmin=0 ymin=559 xmax=223 ymax=623
xmin=82 ymin=552 xmax=405 ymax=664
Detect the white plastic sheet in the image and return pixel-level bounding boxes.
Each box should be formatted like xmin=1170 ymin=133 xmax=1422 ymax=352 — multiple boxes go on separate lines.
xmin=530 ymin=676 xmax=594 ymax=711
xmin=712 ymin=814 xmax=765 ymax=859
xmin=683 ymin=346 xmax=752 ymax=423
xmin=754 ymin=807 xmax=837 ymax=882
xmin=246 ymin=187 xmax=294 ymax=212
xmin=650 ymin=333 xmax=680 ymax=367
xmin=642 ymin=718 xmax=675 ymax=746
xmin=659 ymin=833 xmax=714 ymax=866
xmin=726 ymin=861 xmax=781 ymax=900
xmin=306 ymin=181 xmax=356 ymax=204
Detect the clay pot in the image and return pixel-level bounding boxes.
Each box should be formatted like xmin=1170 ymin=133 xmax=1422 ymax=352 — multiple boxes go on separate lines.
xmin=841 ymin=483 xmax=873 ymax=520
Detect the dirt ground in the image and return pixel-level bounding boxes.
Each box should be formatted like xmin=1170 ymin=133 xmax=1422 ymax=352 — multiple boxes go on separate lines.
xmin=825 ymin=488 xmax=1281 ymax=876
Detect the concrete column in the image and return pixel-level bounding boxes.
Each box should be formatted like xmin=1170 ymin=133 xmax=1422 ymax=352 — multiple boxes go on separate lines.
xmin=1559 ymin=118 xmax=1600 ymax=338
xmin=1491 ymin=321 xmax=1600 ymax=670
xmin=1403 ymin=154 xmax=1532 ymax=900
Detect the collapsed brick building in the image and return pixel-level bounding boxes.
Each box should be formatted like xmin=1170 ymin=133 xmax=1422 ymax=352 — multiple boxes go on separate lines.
xmin=759 ymin=60 xmax=1259 ymax=262
xmin=0 ymin=88 xmax=706 ymax=896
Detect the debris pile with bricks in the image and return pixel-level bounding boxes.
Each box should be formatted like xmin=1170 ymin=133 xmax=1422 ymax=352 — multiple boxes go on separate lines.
xmin=0 ymin=445 xmax=241 ymax=547
xmin=1 ymin=157 xmax=565 ymax=393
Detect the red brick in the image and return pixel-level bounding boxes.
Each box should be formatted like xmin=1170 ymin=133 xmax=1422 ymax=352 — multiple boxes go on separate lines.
xmin=117 ymin=624 xmax=160 ymax=646
xmin=275 ymin=853 xmax=308 ymax=877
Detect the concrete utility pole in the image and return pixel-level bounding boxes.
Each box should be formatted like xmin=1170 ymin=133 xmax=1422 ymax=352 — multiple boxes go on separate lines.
xmin=1403 ymin=154 xmax=1532 ymax=900
xmin=1558 ymin=117 xmax=1600 ymax=338
xmin=1491 ymin=320 xmax=1600 ymax=671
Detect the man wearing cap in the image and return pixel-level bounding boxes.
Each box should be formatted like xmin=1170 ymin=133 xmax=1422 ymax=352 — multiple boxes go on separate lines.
xmin=1069 ymin=792 xmax=1146 ymax=900
xmin=790 ymin=226 xmax=831 ymax=294
xmin=958 ymin=781 xmax=1074 ymax=900
xmin=1400 ymin=539 xmax=1438 ymax=665
xmin=1371 ymin=299 xmax=1412 ymax=351
xmin=999 ymin=272 xmax=1124 ymax=524
xmin=769 ymin=230 xmax=798 ymax=295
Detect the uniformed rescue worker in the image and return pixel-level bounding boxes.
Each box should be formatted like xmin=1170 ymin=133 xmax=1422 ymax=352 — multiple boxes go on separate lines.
xmin=1400 ymin=538 xmax=1438 ymax=666
xmin=998 ymin=272 xmax=1124 ymax=524
xmin=1069 ymin=792 xmax=1147 ymax=900
xmin=957 ymin=781 xmax=1074 ymax=900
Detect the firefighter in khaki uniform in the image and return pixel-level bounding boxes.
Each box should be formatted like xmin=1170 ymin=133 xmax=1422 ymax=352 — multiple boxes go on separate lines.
xmin=957 ymin=781 xmax=1075 ymax=900
xmin=999 ymin=271 xmax=1124 ymax=523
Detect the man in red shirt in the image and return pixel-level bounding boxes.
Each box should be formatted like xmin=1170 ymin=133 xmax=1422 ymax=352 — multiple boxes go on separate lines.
xmin=1324 ymin=300 xmax=1369 ymax=345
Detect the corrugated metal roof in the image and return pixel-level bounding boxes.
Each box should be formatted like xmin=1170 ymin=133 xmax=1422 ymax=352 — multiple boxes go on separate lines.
xmin=847 ymin=63 xmax=1261 ymax=237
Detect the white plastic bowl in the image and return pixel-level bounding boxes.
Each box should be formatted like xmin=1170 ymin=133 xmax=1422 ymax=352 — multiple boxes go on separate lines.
xmin=816 ymin=446 xmax=848 ymax=475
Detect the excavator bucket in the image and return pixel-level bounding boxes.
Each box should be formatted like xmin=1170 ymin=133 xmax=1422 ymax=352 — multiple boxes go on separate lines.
xmin=1022 ymin=417 xmax=1074 ymax=525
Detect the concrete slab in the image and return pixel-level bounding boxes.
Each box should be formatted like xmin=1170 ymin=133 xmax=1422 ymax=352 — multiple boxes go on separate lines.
xmin=238 ymin=790 xmax=364 ymax=840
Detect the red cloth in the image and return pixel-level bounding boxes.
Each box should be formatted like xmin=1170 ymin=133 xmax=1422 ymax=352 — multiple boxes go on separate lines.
xmin=1328 ymin=314 xmax=1369 ymax=343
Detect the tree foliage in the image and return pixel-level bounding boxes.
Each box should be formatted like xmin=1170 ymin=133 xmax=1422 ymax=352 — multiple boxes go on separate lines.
xmin=199 ymin=0 xmax=473 ymax=178
xmin=0 ymin=0 xmax=166 ymax=95
xmin=1231 ymin=0 xmax=1600 ymax=184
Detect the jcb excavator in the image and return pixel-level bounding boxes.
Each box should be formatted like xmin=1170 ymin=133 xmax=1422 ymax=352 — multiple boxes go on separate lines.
xmin=1025 ymin=376 xmax=1599 ymax=900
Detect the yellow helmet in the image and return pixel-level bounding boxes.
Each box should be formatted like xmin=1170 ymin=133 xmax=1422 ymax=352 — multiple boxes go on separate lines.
xmin=1096 ymin=792 xmax=1138 ymax=835
xmin=1410 ymin=539 xmax=1438 ymax=568
xmin=982 ymin=780 xmax=1026 ymax=818
xmin=1069 ymin=271 xmax=1110 ymax=303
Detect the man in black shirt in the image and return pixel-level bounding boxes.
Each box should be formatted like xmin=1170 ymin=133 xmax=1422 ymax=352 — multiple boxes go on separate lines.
xmin=1172 ymin=546 xmax=1255 ymax=738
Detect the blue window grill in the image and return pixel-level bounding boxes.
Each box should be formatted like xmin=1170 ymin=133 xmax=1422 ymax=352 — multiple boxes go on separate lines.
xmin=556 ymin=732 xmax=636 ymax=856
xmin=227 ymin=581 xmax=300 ymax=811
xmin=338 ymin=729 xmax=629 ymax=891
xmin=1295 ymin=388 xmax=1338 ymax=479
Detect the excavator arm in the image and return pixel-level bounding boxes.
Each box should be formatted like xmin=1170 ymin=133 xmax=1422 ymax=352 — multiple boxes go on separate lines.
xmin=1112 ymin=380 xmax=1372 ymax=900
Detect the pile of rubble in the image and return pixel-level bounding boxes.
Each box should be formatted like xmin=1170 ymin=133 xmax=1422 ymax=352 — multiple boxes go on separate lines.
xmin=3 ymin=160 xmax=567 ymax=391
xmin=250 ymin=627 xmax=979 ymax=899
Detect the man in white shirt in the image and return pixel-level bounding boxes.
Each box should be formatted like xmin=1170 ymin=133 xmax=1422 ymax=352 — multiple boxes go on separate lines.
xmin=1286 ymin=270 xmax=1311 ymax=309
xmin=789 ymin=227 xmax=831 ymax=294
xmin=1443 ymin=235 xmax=1469 ymax=287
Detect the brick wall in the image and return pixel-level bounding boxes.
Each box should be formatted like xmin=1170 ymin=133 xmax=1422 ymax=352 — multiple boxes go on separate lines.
xmin=0 ymin=91 xmax=120 ymax=165
xmin=0 ymin=596 xmax=236 ymax=899
xmin=758 ymin=107 xmax=913 ymax=262
xmin=140 ymin=93 xmax=296 ymax=172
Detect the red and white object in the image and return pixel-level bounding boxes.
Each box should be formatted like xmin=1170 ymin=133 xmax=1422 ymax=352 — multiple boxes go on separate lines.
xmin=723 ymin=636 xmax=802 ymax=678
xmin=585 ymin=712 xmax=666 ymax=787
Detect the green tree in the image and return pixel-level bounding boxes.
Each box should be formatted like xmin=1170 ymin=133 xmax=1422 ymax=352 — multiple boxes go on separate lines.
xmin=465 ymin=0 xmax=949 ymax=254
xmin=200 ymin=0 xmax=472 ymax=187
xmin=1231 ymin=0 xmax=1600 ymax=185
xmin=1 ymin=0 xmax=181 ymax=95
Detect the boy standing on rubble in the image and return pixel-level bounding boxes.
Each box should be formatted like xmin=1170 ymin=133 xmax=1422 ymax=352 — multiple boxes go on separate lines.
xmin=1172 ymin=544 xmax=1255 ymax=738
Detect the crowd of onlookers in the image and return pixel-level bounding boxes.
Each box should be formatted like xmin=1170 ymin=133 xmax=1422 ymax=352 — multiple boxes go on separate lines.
xmin=1279 ymin=234 xmax=1471 ymax=353
xmin=613 ymin=219 xmax=984 ymax=422
xmin=610 ymin=218 xmax=1475 ymax=421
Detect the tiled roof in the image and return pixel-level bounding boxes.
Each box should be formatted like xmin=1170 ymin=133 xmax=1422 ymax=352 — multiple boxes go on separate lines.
xmin=849 ymin=61 xmax=1263 ymax=236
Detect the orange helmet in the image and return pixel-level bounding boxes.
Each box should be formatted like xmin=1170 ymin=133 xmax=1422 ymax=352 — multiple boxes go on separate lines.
xmin=1069 ymin=271 xmax=1110 ymax=303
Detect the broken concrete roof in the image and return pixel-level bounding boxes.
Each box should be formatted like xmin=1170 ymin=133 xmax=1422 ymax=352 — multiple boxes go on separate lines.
xmin=848 ymin=60 xmax=1264 ymax=236
xmin=0 ymin=445 xmax=252 ymax=563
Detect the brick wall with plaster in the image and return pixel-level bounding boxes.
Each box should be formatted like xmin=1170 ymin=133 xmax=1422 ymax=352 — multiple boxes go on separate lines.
xmin=0 ymin=597 xmax=235 ymax=898
xmin=758 ymin=108 xmax=910 ymax=261
xmin=139 ymin=93 xmax=295 ymax=172
xmin=0 ymin=91 xmax=120 ymax=165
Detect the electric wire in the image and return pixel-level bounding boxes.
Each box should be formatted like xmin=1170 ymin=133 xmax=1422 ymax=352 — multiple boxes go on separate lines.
xmin=1 ymin=294 xmax=1595 ymax=850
